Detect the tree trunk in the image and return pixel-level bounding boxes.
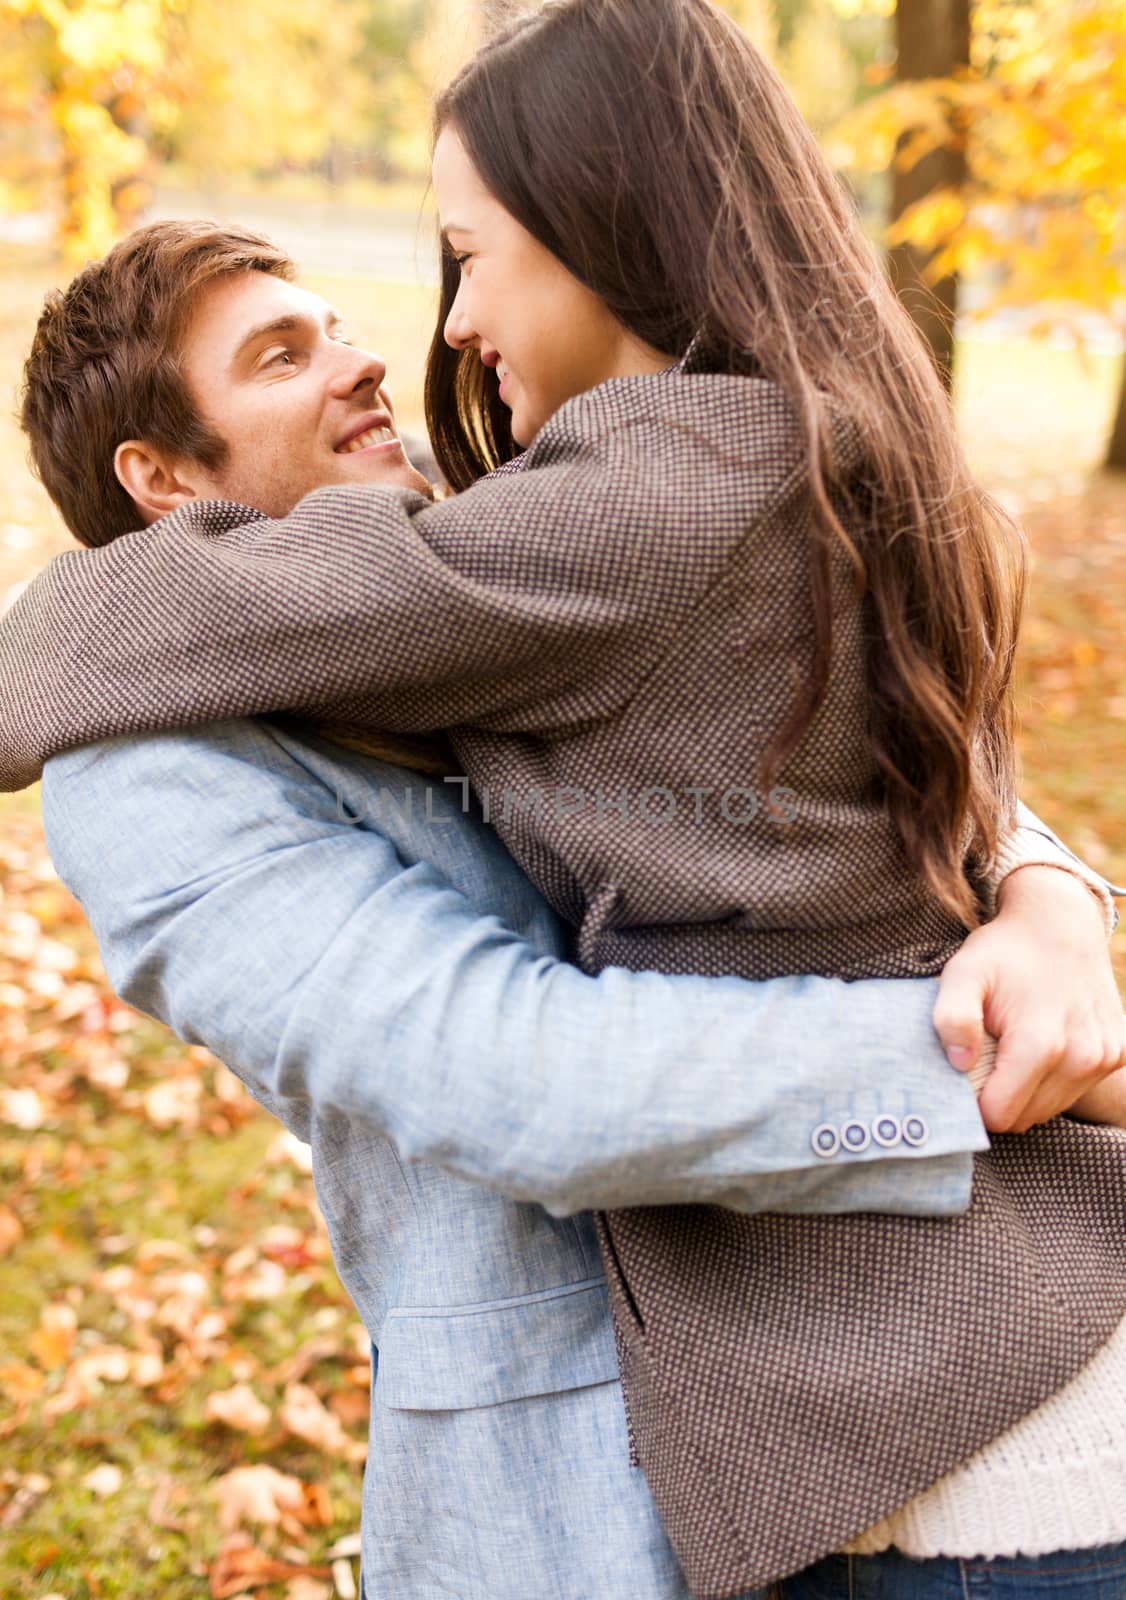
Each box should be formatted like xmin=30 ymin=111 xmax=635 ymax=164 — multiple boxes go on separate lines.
xmin=889 ymin=0 xmax=971 ymax=392
xmin=1105 ymin=359 xmax=1126 ymax=473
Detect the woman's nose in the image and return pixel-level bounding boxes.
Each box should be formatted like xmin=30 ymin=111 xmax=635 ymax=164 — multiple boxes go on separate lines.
xmin=444 ymin=286 xmax=477 ymax=351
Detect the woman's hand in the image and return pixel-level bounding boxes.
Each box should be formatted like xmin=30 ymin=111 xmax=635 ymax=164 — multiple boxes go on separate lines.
xmin=933 ymin=865 xmax=1126 ymax=1134
xmin=1068 ymin=1067 xmax=1126 ymax=1129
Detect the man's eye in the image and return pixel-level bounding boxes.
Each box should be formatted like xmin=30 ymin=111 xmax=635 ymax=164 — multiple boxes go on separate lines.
xmin=263 ymin=349 xmax=296 ymax=368
xmin=453 ymin=253 xmax=472 ymax=269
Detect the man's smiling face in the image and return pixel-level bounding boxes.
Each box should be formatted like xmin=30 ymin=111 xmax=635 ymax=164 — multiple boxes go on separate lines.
xmin=176 ymin=271 xmax=432 ymax=514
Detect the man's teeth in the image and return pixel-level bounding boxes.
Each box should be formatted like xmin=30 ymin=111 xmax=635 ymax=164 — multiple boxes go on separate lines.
xmin=341 ymin=425 xmax=394 ymax=454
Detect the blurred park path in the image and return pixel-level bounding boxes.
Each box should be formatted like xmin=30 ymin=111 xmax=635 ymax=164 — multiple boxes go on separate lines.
xmin=150 ymin=183 xmax=440 ymax=285
xmin=0 ymin=182 xmax=438 ymax=284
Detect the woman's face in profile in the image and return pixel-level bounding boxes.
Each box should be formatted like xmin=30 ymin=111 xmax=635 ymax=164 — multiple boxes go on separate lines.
xmin=432 ymin=125 xmax=669 ymax=445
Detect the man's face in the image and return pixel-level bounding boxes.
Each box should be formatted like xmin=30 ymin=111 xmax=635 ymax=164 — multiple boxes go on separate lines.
xmin=177 ymin=272 xmax=432 ymax=514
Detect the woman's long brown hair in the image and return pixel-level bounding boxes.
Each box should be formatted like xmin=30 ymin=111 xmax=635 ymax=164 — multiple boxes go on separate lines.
xmin=425 ymin=0 xmax=1026 ymax=927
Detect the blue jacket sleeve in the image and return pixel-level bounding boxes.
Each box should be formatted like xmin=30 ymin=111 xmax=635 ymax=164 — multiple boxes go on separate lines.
xmin=39 ymin=718 xmax=991 ymax=1218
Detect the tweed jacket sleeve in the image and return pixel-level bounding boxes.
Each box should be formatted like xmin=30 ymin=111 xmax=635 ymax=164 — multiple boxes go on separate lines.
xmin=0 ymin=375 xmax=806 ymax=790
xmin=0 ymin=372 xmax=1118 ymax=936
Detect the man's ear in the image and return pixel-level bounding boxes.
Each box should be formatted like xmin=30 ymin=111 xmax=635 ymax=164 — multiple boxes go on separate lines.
xmin=113 ymin=441 xmax=205 ymax=524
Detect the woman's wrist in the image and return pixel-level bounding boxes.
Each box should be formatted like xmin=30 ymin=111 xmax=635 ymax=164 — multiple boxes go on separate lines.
xmin=1067 ymin=1066 xmax=1126 ymax=1128
xmin=994 ymin=861 xmax=1110 ymax=938
xmin=989 ymin=835 xmax=1117 ymax=940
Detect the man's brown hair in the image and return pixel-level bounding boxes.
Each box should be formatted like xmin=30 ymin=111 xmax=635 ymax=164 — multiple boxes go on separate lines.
xmin=21 ymin=219 xmax=295 ymax=549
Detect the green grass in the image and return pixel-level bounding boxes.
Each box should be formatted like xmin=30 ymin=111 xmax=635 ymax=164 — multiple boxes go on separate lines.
xmin=0 ymin=1114 xmax=357 ymax=1600
xmin=0 ymin=1057 xmax=368 ymax=1597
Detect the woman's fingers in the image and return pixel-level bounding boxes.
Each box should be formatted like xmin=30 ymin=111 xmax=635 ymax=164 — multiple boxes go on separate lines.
xmin=974 ymin=1006 xmax=1125 ymax=1133
xmin=1010 ymin=1017 xmax=1126 ymax=1132
xmin=931 ymin=946 xmax=988 ymax=1075
xmin=1068 ymin=1063 xmax=1126 ymax=1128
xmin=935 ymin=866 xmax=1124 ymax=1135
xmin=981 ymin=1023 xmax=1085 ymax=1132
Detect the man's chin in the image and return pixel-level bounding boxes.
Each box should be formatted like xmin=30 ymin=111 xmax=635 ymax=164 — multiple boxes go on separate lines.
xmin=338 ymin=453 xmax=434 ymax=500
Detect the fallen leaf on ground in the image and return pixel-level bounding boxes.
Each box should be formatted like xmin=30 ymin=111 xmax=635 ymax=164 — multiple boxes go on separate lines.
xmin=329 ymin=1389 xmax=369 ymax=1429
xmin=214 ymin=1465 xmax=306 ymax=1533
xmin=206 ymin=1383 xmax=271 ymax=1435
xmin=299 ymin=1482 xmax=333 ymax=1528
xmin=331 ymin=1557 xmax=357 ymax=1599
xmin=143 ymin=1076 xmax=202 ymax=1131
xmin=227 ymin=1256 xmax=289 ymax=1304
xmin=0 ymin=1206 xmax=23 ymax=1257
xmin=131 ymin=1349 xmax=165 ymax=1387
xmin=0 ymin=1363 xmax=45 ymax=1403
xmin=326 ymin=1535 xmax=362 ymax=1560
xmin=208 ymin=1536 xmax=331 ymax=1599
xmin=0 ymin=1087 xmax=47 ymax=1130
xmin=82 ymin=1463 xmax=123 ymax=1498
xmin=285 ymin=1578 xmax=332 ymax=1600
xmin=0 ymin=1472 xmax=50 ymax=1530
xmin=28 ymin=1303 xmax=78 ymax=1369
xmin=281 ymin=1384 xmax=366 ymax=1462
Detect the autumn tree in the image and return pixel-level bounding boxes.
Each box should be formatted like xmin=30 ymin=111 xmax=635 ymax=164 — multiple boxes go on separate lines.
xmin=832 ymin=0 xmax=1126 ymax=461
xmin=888 ymin=0 xmax=971 ymax=388
xmin=0 ymin=0 xmax=434 ymax=263
xmin=158 ymin=0 xmax=372 ymax=186
xmin=0 ymin=0 xmax=170 ymax=265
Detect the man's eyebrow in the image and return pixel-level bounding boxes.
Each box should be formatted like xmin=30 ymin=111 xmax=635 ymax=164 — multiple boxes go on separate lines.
xmin=228 ymin=310 xmax=345 ymax=372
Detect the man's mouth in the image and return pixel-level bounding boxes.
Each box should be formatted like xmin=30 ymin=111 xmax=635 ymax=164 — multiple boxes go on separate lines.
xmin=334 ymin=412 xmax=400 ymax=455
xmin=337 ymin=424 xmax=397 ymax=455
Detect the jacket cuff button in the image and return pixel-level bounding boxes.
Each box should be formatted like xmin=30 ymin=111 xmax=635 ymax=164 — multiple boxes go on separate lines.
xmin=872 ymin=1115 xmax=902 ymax=1148
xmin=841 ymin=1118 xmax=871 ymax=1154
xmin=902 ymin=1114 xmax=929 ymax=1148
xmin=811 ymin=1122 xmax=840 ymax=1159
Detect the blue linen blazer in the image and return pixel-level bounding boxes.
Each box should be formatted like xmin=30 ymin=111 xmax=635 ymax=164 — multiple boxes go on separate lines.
xmin=41 ymin=718 xmax=1003 ymax=1600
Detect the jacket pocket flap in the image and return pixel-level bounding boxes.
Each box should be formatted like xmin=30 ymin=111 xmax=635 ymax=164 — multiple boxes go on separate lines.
xmin=378 ymin=1277 xmax=619 ymax=1411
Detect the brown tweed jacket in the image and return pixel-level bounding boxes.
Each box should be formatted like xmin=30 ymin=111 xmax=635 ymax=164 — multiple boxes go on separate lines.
xmin=2 ymin=372 xmax=1124 ymax=1596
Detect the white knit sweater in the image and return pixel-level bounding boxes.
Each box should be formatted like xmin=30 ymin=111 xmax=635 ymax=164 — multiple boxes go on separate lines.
xmin=847 ymin=1316 xmax=1126 ymax=1560
xmin=847 ymin=964 xmax=1126 ymax=1562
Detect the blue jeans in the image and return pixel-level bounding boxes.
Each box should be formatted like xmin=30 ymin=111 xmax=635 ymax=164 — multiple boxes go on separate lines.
xmin=765 ymin=1543 xmax=1126 ymax=1597
xmin=358 ymin=1545 xmax=1126 ymax=1598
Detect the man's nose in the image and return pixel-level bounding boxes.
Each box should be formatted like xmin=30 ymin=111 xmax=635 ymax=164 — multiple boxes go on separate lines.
xmin=333 ymin=343 xmax=387 ymax=397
